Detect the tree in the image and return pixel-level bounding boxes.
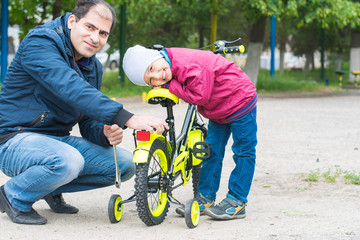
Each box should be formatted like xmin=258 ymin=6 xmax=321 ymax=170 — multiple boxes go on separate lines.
xmin=350 ymin=27 xmax=360 ymax=80
xmin=9 ymin=0 xmax=76 ymax=39
xmin=286 ymin=0 xmax=360 ymax=79
xmin=241 ymin=0 xmax=281 ymax=85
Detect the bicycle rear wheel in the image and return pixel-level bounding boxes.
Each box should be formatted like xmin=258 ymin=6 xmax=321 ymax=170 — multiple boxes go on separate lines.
xmin=191 ymin=128 xmax=207 ymax=197
xmin=192 ymin=164 xmax=201 ymax=197
xmin=135 ymin=139 xmax=170 ymax=226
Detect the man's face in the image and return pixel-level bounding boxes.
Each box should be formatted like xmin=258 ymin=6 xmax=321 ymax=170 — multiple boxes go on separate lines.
xmin=67 ymin=6 xmax=112 ymax=61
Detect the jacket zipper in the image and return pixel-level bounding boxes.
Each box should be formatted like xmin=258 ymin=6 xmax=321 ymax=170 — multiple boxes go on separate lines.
xmin=18 ymin=111 xmax=50 ymax=131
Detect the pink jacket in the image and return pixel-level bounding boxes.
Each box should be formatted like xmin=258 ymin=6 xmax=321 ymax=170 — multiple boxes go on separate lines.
xmin=165 ymin=48 xmax=257 ymax=124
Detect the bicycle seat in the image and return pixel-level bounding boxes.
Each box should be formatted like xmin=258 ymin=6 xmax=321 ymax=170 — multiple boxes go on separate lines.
xmin=146 ymin=88 xmax=179 ymax=106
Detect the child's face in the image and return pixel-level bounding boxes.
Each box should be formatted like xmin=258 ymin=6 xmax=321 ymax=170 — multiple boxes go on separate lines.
xmin=144 ymin=58 xmax=172 ymax=87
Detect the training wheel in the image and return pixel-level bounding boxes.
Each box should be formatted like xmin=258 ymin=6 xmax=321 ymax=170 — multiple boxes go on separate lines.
xmin=108 ymin=194 xmax=123 ymax=223
xmin=184 ymin=199 xmax=200 ymax=228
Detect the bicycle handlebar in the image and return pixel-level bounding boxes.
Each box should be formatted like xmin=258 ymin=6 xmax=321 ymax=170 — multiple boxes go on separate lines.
xmin=150 ymin=37 xmax=245 ymax=54
xmin=213 ymin=45 xmax=245 ymax=54
xmin=211 ymin=37 xmax=245 ymax=55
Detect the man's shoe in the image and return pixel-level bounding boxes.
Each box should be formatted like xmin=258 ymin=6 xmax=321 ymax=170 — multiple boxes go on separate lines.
xmin=175 ymin=193 xmax=214 ymax=217
xmin=43 ymin=194 xmax=79 ymax=214
xmin=204 ymin=193 xmax=246 ymax=220
xmin=0 ymin=185 xmax=47 ymax=225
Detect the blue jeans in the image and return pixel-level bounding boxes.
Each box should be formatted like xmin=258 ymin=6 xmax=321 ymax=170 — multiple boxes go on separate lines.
xmin=198 ymin=107 xmax=257 ymax=203
xmin=0 ymin=132 xmax=135 ymax=212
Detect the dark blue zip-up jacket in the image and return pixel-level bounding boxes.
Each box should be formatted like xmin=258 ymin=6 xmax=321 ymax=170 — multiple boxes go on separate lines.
xmin=0 ymin=13 xmax=133 ymax=146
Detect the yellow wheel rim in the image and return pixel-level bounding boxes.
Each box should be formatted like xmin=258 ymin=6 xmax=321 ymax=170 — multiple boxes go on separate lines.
xmin=148 ymin=149 xmax=168 ymax=217
xmin=114 ymin=196 xmax=123 ymax=221
xmin=191 ymin=201 xmax=200 ymax=226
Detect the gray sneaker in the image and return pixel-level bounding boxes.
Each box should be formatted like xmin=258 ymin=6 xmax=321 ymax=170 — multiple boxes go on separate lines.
xmin=175 ymin=193 xmax=214 ymax=216
xmin=204 ymin=194 xmax=246 ymax=220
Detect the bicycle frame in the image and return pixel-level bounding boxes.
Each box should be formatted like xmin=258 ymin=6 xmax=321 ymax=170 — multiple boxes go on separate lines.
xmin=133 ymin=89 xmax=207 ymax=188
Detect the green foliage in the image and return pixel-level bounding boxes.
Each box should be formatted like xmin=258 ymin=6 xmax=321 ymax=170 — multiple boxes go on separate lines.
xmin=286 ymin=0 xmax=360 ymax=29
xmin=8 ymin=0 xmax=360 ymax=57
xmin=123 ymin=0 xmax=214 ymax=48
xmin=343 ymin=171 xmax=360 ymax=184
xmin=9 ymin=0 xmax=77 ymax=39
xmin=322 ymin=168 xmax=342 ymax=182
xmin=303 ymin=168 xmax=360 ymax=184
xmin=303 ymin=169 xmax=320 ymax=182
xmin=7 ymin=0 xmax=360 ymax=86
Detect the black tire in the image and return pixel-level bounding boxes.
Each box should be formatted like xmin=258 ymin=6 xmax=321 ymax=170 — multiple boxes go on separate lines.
xmin=108 ymin=194 xmax=123 ymax=223
xmin=134 ymin=139 xmax=170 ymax=226
xmin=192 ymin=164 xmax=202 ymax=197
xmin=184 ymin=199 xmax=200 ymax=229
xmin=191 ymin=127 xmax=206 ymax=197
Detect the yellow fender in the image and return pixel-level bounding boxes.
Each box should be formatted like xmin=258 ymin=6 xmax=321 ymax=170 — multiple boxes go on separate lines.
xmin=133 ymin=133 xmax=167 ymax=164
xmin=188 ymin=130 xmax=204 ymax=166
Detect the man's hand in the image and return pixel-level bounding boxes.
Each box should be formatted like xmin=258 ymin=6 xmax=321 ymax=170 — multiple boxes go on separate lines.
xmin=104 ymin=124 xmax=124 ymax=145
xmin=125 ymin=115 xmax=168 ymax=134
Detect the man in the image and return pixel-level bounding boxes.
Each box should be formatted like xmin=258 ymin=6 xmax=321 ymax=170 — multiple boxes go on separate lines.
xmin=0 ymin=0 xmax=167 ymax=225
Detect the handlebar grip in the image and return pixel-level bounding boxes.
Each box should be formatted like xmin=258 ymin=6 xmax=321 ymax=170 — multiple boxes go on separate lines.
xmin=222 ymin=45 xmax=245 ymax=54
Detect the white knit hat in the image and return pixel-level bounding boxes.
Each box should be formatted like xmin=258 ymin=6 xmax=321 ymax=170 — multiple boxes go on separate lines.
xmin=122 ymin=45 xmax=164 ymax=86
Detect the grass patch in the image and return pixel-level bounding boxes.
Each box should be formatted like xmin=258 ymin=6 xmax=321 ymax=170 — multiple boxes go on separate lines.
xmin=303 ymin=169 xmax=320 ymax=182
xmin=100 ymin=71 xmax=151 ymax=98
xmin=256 ymin=69 xmax=342 ymax=94
xmin=322 ymin=168 xmax=342 ymax=183
xmin=343 ymin=171 xmax=360 ymax=184
xmin=303 ymin=168 xmax=360 ymax=185
xmin=296 ymin=187 xmax=308 ymax=192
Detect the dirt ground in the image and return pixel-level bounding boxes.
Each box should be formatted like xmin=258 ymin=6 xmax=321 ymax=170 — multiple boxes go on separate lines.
xmin=0 ymin=90 xmax=359 ymax=240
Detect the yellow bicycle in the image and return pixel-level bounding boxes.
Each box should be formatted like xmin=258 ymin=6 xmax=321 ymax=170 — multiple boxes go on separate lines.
xmin=108 ymin=38 xmax=245 ymax=228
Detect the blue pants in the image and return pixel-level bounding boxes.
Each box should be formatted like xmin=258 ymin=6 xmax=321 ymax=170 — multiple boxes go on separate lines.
xmin=198 ymin=107 xmax=257 ymax=203
xmin=0 ymin=132 xmax=135 ymax=212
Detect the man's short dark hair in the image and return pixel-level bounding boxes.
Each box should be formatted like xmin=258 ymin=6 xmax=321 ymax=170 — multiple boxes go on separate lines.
xmin=72 ymin=0 xmax=116 ymax=32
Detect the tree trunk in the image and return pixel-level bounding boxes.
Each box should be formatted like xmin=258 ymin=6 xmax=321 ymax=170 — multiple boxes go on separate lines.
xmin=303 ymin=52 xmax=311 ymax=75
xmin=279 ymin=41 xmax=285 ymax=72
xmin=349 ymin=29 xmax=360 ymax=81
xmin=311 ymin=52 xmax=315 ymax=71
xmin=198 ymin=26 xmax=205 ymax=49
xmin=335 ymin=50 xmax=342 ymax=72
xmin=52 ymin=0 xmax=62 ymax=19
xmin=244 ymin=16 xmax=266 ymax=85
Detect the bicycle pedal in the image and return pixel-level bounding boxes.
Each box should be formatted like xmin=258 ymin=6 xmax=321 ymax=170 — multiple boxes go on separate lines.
xmin=191 ymin=142 xmax=211 ymax=160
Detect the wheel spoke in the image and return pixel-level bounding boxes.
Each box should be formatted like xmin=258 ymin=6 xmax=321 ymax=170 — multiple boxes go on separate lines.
xmin=135 ymin=139 xmax=169 ymax=225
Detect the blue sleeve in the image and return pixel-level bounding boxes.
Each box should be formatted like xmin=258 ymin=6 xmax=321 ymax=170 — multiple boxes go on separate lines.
xmin=78 ymin=115 xmax=110 ymax=147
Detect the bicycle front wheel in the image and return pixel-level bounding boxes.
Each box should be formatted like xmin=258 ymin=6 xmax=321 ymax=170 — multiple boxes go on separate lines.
xmin=135 ymin=139 xmax=170 ymax=226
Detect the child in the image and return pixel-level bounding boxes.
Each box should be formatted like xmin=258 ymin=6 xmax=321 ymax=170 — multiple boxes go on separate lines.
xmin=123 ymin=45 xmax=257 ymax=220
